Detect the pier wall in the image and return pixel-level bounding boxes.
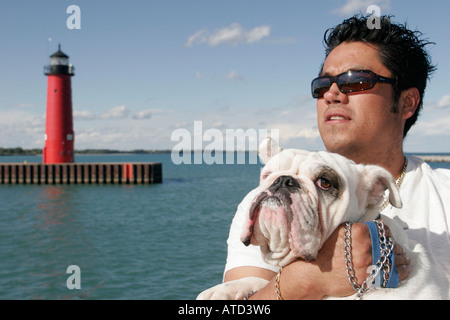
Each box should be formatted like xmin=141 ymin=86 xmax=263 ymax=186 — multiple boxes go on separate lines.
xmin=0 ymin=162 xmax=162 ymax=184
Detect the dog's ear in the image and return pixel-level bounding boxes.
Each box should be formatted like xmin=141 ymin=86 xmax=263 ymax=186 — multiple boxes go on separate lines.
xmin=258 ymin=137 xmax=283 ymax=164
xmin=358 ymin=164 xmax=403 ymax=211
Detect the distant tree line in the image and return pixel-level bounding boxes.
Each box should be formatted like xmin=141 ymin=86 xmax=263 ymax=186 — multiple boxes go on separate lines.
xmin=0 ymin=147 xmax=42 ymax=155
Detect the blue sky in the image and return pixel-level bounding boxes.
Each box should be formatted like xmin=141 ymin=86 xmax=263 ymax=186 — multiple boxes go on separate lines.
xmin=0 ymin=0 xmax=449 ymax=152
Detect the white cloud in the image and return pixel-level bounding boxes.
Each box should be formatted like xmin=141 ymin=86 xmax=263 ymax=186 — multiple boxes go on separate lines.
xmin=13 ymin=103 xmax=34 ymax=109
xmin=75 ymin=128 xmax=127 ymax=148
xmin=3 ymin=92 xmax=449 ymax=152
xmin=132 ymin=108 xmax=174 ymax=120
xmin=414 ymin=116 xmax=450 ymax=136
xmin=185 ymin=29 xmax=208 ymax=48
xmin=437 ymin=94 xmax=450 ymax=108
xmin=332 ymin=0 xmax=391 ymax=16
xmin=73 ymin=110 xmax=96 ymax=120
xmin=195 ymin=71 xmax=204 ymax=79
xmin=265 ymin=119 xmax=320 ymax=147
xmin=73 ymin=107 xmax=175 ymax=121
xmin=185 ymin=23 xmax=270 ymax=47
xmin=224 ymin=70 xmax=244 ymax=81
xmin=100 ymin=105 xmax=130 ymax=119
xmin=295 ymin=127 xmax=321 ymax=139
xmin=0 ymin=109 xmax=45 ymax=148
xmin=244 ymin=25 xmax=271 ymax=44
xmin=132 ymin=109 xmax=153 ymax=120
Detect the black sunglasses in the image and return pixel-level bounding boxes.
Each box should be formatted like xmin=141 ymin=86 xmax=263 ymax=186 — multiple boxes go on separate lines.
xmin=311 ymin=70 xmax=396 ymax=99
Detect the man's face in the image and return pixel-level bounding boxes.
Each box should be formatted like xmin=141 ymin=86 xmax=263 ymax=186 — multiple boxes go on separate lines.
xmin=316 ymin=41 xmax=404 ymax=162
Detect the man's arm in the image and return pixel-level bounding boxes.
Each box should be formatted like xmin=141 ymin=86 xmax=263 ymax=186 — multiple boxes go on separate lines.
xmin=225 ymin=222 xmax=411 ymax=300
xmin=224 ymin=266 xmax=276 ymax=283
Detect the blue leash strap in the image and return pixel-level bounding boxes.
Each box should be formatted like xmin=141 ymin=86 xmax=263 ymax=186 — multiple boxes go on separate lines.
xmin=364 ymin=221 xmax=399 ymax=288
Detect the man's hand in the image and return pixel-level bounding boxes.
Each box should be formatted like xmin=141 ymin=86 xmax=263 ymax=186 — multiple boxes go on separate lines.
xmin=247 ymin=222 xmax=411 ymax=299
xmin=296 ymin=222 xmax=411 ymax=298
xmin=311 ymin=222 xmax=376 ymax=298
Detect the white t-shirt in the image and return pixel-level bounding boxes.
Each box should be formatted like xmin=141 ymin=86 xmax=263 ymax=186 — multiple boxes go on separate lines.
xmin=382 ymin=156 xmax=450 ymax=275
xmin=224 ymin=155 xmax=450 ymax=278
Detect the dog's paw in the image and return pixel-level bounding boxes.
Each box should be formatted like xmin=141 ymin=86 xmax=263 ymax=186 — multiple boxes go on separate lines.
xmin=196 ymin=277 xmax=269 ymax=300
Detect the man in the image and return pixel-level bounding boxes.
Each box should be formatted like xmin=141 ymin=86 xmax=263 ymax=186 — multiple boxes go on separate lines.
xmin=223 ymin=15 xmax=450 ymax=299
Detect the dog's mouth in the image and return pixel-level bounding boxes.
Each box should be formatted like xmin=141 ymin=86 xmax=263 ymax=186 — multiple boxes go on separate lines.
xmin=240 ymin=179 xmax=322 ymax=265
xmin=242 ymin=191 xmax=290 ymax=247
xmin=242 ymin=192 xmax=268 ymax=246
xmin=250 ymin=194 xmax=283 ymax=221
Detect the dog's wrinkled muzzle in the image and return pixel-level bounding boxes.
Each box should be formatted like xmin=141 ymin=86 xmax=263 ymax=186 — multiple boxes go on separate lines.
xmin=242 ymin=176 xmax=297 ymax=245
xmin=241 ymin=175 xmax=322 ymax=265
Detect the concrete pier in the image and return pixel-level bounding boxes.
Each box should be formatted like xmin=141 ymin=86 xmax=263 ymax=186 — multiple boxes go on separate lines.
xmin=0 ymin=162 xmax=162 ymax=184
xmin=416 ymin=155 xmax=450 ymax=163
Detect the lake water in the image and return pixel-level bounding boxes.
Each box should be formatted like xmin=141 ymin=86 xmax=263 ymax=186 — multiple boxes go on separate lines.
xmin=0 ymin=153 xmax=449 ymax=299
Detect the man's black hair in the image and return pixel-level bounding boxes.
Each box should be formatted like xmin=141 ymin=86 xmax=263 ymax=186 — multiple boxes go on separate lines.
xmin=322 ymin=14 xmax=436 ymax=137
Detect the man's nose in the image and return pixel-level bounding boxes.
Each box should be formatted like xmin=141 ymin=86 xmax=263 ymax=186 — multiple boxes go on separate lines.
xmin=323 ymin=82 xmax=345 ymax=104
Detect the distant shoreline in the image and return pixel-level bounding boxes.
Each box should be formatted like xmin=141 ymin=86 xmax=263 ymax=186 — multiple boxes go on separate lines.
xmin=0 ymin=148 xmax=172 ymax=156
xmin=415 ymin=155 xmax=450 ymax=163
xmin=0 ymin=148 xmax=449 ymax=162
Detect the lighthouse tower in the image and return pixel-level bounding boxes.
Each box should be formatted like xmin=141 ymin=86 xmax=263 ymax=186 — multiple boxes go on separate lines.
xmin=43 ymin=44 xmax=75 ymax=164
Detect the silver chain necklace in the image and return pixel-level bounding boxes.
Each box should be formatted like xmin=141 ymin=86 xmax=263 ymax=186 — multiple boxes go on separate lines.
xmin=344 ymin=220 xmax=395 ymax=299
xmin=379 ymin=157 xmax=408 ymax=212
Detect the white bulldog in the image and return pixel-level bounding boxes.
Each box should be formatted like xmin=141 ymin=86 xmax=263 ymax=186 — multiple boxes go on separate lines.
xmin=197 ymin=139 xmax=448 ymax=300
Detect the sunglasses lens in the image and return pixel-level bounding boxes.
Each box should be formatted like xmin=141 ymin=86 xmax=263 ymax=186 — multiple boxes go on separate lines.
xmin=312 ymin=78 xmax=331 ymax=98
xmin=338 ymin=72 xmax=373 ymax=92
xmin=311 ymin=71 xmax=383 ymax=99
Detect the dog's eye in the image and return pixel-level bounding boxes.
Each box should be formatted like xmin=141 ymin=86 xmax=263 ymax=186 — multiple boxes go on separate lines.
xmin=316 ymin=178 xmax=331 ymax=191
xmin=316 ymin=167 xmax=341 ymax=198
xmin=261 ymin=171 xmax=272 ymax=180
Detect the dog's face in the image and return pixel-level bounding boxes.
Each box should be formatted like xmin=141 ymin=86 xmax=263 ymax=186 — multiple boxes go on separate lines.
xmin=240 ymin=145 xmax=402 ymax=266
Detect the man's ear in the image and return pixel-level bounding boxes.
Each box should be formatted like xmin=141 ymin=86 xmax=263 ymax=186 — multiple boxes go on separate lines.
xmin=357 ymin=164 xmax=403 ymax=211
xmin=258 ymin=137 xmax=283 ymax=164
xmin=399 ymin=87 xmax=420 ymax=120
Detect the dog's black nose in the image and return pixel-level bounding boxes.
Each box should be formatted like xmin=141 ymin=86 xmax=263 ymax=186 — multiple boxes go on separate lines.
xmin=271 ymin=175 xmax=300 ymax=191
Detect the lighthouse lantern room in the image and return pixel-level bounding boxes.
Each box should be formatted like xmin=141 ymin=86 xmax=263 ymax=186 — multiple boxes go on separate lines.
xmin=43 ymin=44 xmax=75 ymax=164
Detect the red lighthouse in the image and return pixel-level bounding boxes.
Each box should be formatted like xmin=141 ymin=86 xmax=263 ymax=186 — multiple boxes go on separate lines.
xmin=43 ymin=44 xmax=75 ymax=163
